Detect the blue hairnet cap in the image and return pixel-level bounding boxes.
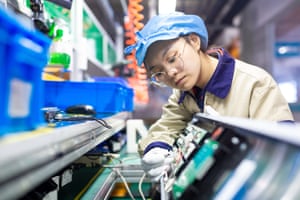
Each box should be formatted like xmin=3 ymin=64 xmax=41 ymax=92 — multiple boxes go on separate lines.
xmin=124 ymin=12 xmax=208 ymax=66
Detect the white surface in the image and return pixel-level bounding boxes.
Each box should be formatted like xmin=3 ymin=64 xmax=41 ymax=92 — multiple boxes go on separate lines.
xmin=195 ymin=113 xmax=300 ymax=146
xmin=126 ymin=119 xmax=148 ymax=153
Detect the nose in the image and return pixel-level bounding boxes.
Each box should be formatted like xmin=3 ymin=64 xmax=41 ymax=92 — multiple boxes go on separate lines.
xmin=166 ymin=67 xmax=178 ymax=77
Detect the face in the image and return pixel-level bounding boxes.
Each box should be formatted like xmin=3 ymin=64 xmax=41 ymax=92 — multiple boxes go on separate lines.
xmin=144 ymin=36 xmax=202 ymax=91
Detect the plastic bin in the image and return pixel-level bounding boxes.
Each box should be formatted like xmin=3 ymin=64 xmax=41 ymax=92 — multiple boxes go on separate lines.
xmin=93 ymin=77 xmax=129 ymax=86
xmin=44 ymin=80 xmax=134 ymax=115
xmin=93 ymin=77 xmax=134 ymax=112
xmin=0 ymin=7 xmax=52 ymax=135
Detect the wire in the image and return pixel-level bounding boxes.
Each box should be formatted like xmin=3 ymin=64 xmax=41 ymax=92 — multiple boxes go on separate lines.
xmin=160 ymin=172 xmax=169 ymax=200
xmin=103 ymin=153 xmax=120 ymax=158
xmin=138 ymin=172 xmax=147 ymax=200
xmin=101 ymin=164 xmax=138 ymax=168
xmin=113 ymin=168 xmax=136 ymax=200
xmin=102 ymin=153 xmax=123 ymax=165
xmin=94 ymin=118 xmax=112 ymax=129
xmin=54 ymin=116 xmax=112 ymax=129
xmin=101 ymin=154 xmax=144 ymax=199
xmin=101 ymin=154 xmax=141 ymax=167
xmin=101 ymin=155 xmax=137 ymax=200
xmin=120 ymin=155 xmax=141 ymax=162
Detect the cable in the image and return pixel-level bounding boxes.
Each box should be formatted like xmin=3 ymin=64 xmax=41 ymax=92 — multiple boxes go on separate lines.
xmin=101 ymin=154 xmax=144 ymax=199
xmin=138 ymin=172 xmax=147 ymax=200
xmin=53 ymin=116 xmax=112 ymax=129
xmin=101 ymin=164 xmax=138 ymax=168
xmin=113 ymin=168 xmax=136 ymax=200
xmin=94 ymin=118 xmax=112 ymax=129
xmin=160 ymin=172 xmax=168 ymax=200
xmin=120 ymin=155 xmax=141 ymax=163
xmin=101 ymin=154 xmax=141 ymax=167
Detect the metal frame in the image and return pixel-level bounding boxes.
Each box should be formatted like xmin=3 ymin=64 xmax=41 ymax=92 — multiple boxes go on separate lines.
xmin=0 ymin=112 xmax=130 ymax=200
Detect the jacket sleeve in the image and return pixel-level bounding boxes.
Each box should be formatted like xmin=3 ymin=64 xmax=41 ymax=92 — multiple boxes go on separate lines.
xmin=137 ymin=89 xmax=194 ymax=155
xmin=249 ymin=75 xmax=294 ymax=122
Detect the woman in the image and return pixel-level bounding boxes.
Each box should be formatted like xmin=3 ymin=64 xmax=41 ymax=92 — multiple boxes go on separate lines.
xmin=125 ymin=12 xmax=294 ymax=180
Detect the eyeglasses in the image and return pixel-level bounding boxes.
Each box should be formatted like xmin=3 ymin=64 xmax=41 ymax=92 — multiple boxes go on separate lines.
xmin=149 ymin=40 xmax=186 ymax=87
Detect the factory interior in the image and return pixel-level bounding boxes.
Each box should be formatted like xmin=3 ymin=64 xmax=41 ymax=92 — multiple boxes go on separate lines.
xmin=1 ymin=0 xmax=300 ymax=199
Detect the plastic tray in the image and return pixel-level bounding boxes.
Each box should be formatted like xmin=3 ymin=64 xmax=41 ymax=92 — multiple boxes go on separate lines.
xmin=44 ymin=80 xmax=134 ymax=115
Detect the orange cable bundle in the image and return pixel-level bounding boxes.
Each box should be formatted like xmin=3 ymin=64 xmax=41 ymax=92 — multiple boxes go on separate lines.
xmin=124 ymin=0 xmax=149 ymax=104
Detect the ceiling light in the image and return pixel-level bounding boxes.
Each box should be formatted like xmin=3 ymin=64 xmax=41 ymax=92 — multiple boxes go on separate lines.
xmin=158 ymin=0 xmax=176 ymax=14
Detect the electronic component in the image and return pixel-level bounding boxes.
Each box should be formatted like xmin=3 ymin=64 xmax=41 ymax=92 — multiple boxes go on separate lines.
xmin=166 ymin=113 xmax=300 ymax=200
xmin=173 ymin=123 xmax=210 ymax=175
xmin=171 ymin=118 xmax=251 ymax=200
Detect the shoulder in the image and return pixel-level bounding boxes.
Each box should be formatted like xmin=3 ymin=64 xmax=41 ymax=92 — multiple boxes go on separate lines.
xmin=233 ymin=59 xmax=275 ymax=87
xmin=234 ymin=59 xmax=271 ymax=78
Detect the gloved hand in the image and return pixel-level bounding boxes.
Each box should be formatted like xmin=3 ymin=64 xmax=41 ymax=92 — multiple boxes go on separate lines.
xmin=141 ymin=147 xmax=174 ymax=182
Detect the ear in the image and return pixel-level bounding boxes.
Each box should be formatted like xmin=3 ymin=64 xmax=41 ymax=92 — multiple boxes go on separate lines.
xmin=188 ymin=33 xmax=201 ymax=51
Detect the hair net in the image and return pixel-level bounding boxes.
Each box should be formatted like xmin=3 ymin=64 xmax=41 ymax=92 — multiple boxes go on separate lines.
xmin=124 ymin=12 xmax=208 ymax=66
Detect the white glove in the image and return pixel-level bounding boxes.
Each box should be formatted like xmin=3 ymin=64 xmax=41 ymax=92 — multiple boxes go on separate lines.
xmin=141 ymin=147 xmax=174 ymax=182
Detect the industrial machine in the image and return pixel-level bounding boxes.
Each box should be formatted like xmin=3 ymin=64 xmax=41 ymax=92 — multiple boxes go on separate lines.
xmin=77 ymin=113 xmax=300 ymax=200
xmin=167 ymin=113 xmax=300 ymax=200
xmin=1 ymin=111 xmax=299 ymax=200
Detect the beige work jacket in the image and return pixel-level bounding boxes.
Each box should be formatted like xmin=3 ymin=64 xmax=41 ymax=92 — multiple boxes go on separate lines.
xmin=138 ymin=59 xmax=294 ymax=154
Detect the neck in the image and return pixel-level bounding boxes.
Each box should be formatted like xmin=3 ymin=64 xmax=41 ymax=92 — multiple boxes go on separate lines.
xmin=196 ymin=53 xmax=218 ymax=88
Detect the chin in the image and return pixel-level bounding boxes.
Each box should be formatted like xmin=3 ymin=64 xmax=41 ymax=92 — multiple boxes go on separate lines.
xmin=177 ymin=83 xmax=193 ymax=91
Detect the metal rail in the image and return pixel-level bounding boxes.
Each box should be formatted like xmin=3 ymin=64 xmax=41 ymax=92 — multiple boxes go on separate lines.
xmin=0 ymin=112 xmax=130 ymax=200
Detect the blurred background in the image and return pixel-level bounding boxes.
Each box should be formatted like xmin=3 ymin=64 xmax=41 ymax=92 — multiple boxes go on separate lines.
xmin=5 ymin=0 xmax=300 ymax=124
xmin=1 ymin=1 xmax=300 ymax=199
xmin=84 ymin=0 xmax=300 ymax=123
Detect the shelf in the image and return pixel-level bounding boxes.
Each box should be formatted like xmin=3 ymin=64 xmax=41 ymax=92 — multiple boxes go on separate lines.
xmin=87 ymin=57 xmax=114 ymax=77
xmin=0 ymin=112 xmax=130 ymax=200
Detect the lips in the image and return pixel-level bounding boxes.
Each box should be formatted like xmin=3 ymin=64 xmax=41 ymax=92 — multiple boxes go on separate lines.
xmin=175 ymin=76 xmax=186 ymax=86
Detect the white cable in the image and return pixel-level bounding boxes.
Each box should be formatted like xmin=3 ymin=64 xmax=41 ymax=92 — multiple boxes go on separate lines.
xmin=120 ymin=155 xmax=141 ymax=163
xmin=114 ymin=168 xmax=136 ymax=200
xmin=138 ymin=172 xmax=147 ymax=200
xmin=160 ymin=172 xmax=168 ymax=200
xmin=102 ymin=164 xmax=138 ymax=168
xmin=103 ymin=153 xmax=120 ymax=158
xmin=101 ymin=154 xmax=142 ymax=199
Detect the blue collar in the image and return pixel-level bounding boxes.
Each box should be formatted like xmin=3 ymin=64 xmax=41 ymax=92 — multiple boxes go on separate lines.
xmin=178 ymin=48 xmax=235 ymax=104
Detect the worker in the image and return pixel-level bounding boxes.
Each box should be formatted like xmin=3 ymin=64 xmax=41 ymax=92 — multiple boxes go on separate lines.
xmin=124 ymin=12 xmax=294 ymax=181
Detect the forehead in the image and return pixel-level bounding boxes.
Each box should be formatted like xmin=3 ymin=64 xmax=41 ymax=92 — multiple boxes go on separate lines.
xmin=144 ymin=39 xmax=177 ymax=66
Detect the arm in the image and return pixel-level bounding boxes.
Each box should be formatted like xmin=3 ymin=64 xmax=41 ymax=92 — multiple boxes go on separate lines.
xmin=138 ymin=89 xmax=194 ymax=155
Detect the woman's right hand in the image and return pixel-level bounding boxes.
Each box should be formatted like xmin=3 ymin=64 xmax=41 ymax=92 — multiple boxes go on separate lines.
xmin=141 ymin=147 xmax=174 ymax=182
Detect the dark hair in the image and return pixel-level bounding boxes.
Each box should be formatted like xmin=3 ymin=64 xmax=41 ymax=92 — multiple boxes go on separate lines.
xmin=183 ymin=34 xmax=207 ymax=52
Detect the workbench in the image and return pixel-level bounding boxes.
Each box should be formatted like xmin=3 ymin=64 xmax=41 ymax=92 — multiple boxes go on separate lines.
xmin=0 ymin=112 xmax=131 ymax=200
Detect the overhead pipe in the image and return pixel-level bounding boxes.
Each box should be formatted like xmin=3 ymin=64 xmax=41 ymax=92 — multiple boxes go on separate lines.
xmin=205 ymin=0 xmax=230 ymax=24
xmin=208 ymin=0 xmax=252 ymax=45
